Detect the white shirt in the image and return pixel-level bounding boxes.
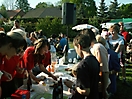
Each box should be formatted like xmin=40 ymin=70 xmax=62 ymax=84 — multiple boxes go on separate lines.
xmin=108 ymin=34 xmax=124 ymax=58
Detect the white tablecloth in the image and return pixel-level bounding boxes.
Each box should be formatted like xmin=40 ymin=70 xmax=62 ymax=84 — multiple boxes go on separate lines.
xmin=20 ymin=64 xmax=76 ymax=99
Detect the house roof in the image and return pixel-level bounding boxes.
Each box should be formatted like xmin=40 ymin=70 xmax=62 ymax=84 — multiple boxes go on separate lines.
xmin=7 ymin=9 xmax=22 ymax=19
xmin=22 ymin=7 xmax=62 ymax=18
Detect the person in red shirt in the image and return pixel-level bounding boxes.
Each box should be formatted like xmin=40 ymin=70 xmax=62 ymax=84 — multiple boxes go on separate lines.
xmin=1 ymin=55 xmax=24 ymax=98
xmin=118 ymin=22 xmax=131 ymax=85
xmin=32 ymin=50 xmax=51 ymax=76
xmin=14 ymin=55 xmax=28 ymax=88
xmin=42 ymin=51 xmax=51 ymax=67
xmin=0 ymin=30 xmax=27 ymax=98
xmin=119 ymin=22 xmax=130 ymax=43
xmin=23 ymin=38 xmax=57 ymax=84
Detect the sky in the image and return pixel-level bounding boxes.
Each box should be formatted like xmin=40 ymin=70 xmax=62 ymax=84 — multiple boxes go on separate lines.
xmin=0 ymin=0 xmax=132 ymax=8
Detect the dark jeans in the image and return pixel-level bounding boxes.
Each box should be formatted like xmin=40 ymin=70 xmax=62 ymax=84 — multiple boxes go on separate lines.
xmin=1 ymin=78 xmax=17 ymax=99
xmin=14 ymin=77 xmax=23 ymax=89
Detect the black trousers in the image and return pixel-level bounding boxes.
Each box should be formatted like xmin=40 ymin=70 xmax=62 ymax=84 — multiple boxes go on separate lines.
xmin=14 ymin=77 xmax=23 ymax=89
xmin=1 ymin=78 xmax=17 ymax=99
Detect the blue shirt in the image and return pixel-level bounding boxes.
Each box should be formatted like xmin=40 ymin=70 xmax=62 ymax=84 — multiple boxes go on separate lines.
xmin=60 ymin=37 xmax=69 ymax=51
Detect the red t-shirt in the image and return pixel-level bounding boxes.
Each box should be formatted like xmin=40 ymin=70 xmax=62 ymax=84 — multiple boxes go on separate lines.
xmin=42 ymin=51 xmax=51 ymax=67
xmin=23 ymin=46 xmax=51 ymax=72
xmin=15 ymin=58 xmax=26 ymax=78
xmin=1 ymin=55 xmax=20 ymax=81
xmin=121 ymin=30 xmax=130 ymax=43
xmin=23 ymin=46 xmax=35 ymax=71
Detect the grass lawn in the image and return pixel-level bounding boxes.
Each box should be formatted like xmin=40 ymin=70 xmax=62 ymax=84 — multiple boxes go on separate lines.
xmin=69 ymin=41 xmax=74 ymax=49
xmin=113 ymin=68 xmax=132 ymax=99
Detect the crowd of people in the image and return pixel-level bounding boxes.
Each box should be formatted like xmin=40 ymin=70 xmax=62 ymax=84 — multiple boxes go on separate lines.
xmin=64 ymin=22 xmax=132 ymax=99
xmin=0 ymin=20 xmax=69 ymax=99
xmin=0 ymin=20 xmax=132 ymax=99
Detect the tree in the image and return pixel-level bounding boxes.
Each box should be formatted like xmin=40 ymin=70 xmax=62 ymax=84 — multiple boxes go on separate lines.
xmin=0 ymin=4 xmax=8 ymax=18
xmin=36 ymin=17 xmax=68 ymax=37
xmin=88 ymin=16 xmax=100 ymax=29
xmin=108 ymin=0 xmax=120 ymax=19
xmin=118 ymin=3 xmax=132 ymax=18
xmin=54 ymin=1 xmax=62 ymax=7
xmin=84 ymin=0 xmax=97 ymax=18
xmin=0 ymin=4 xmax=6 ymax=10
xmin=98 ymin=0 xmax=108 ymax=23
xmin=36 ymin=2 xmax=54 ymax=8
xmin=2 ymin=0 xmax=15 ymax=10
xmin=15 ymin=0 xmax=30 ymax=12
xmin=61 ymin=0 xmax=97 ymax=18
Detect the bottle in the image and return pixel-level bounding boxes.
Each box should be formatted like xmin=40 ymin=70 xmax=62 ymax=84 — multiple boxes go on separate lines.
xmin=23 ymin=71 xmax=28 ymax=88
xmin=52 ymin=82 xmax=59 ymax=99
xmin=57 ymin=56 xmax=59 ymax=64
xmin=51 ymin=58 xmax=57 ymax=73
xmin=58 ymin=78 xmax=63 ymax=99
xmin=52 ymin=78 xmax=63 ymax=99
xmin=27 ymin=74 xmax=32 ymax=91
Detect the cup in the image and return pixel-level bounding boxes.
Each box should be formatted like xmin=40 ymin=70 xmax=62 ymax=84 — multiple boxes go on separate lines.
xmin=51 ymin=60 xmax=57 ymax=73
xmin=47 ymin=65 xmax=51 ymax=72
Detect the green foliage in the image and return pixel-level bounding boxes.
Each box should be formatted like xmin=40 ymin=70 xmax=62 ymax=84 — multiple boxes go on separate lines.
xmin=36 ymin=17 xmax=63 ymax=37
xmin=34 ymin=17 xmax=77 ymax=38
xmin=112 ymin=68 xmax=132 ymax=99
xmin=54 ymin=1 xmax=62 ymax=7
xmin=0 ymin=20 xmax=4 ymax=25
xmin=60 ymin=0 xmax=97 ymax=18
xmin=0 ymin=4 xmax=6 ymax=10
xmin=61 ymin=0 xmax=71 ymax=3
xmin=88 ymin=16 xmax=100 ymax=29
xmin=2 ymin=25 xmax=12 ymax=32
xmin=0 ymin=4 xmax=8 ymax=18
xmin=36 ymin=2 xmax=54 ymax=8
xmin=118 ymin=3 xmax=132 ymax=18
xmin=0 ymin=11 xmax=7 ymax=18
xmin=15 ymin=0 xmax=30 ymax=12
xmin=108 ymin=0 xmax=120 ymax=19
xmin=16 ymin=15 xmax=21 ymax=19
xmin=82 ymin=0 xmax=97 ymax=18
xmin=98 ymin=0 xmax=108 ymax=23
xmin=21 ymin=22 xmax=36 ymax=33
xmin=84 ymin=0 xmax=97 ymax=18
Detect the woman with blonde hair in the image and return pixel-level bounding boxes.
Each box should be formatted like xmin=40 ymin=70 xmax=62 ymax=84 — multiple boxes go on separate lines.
xmin=108 ymin=24 xmax=128 ymax=84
